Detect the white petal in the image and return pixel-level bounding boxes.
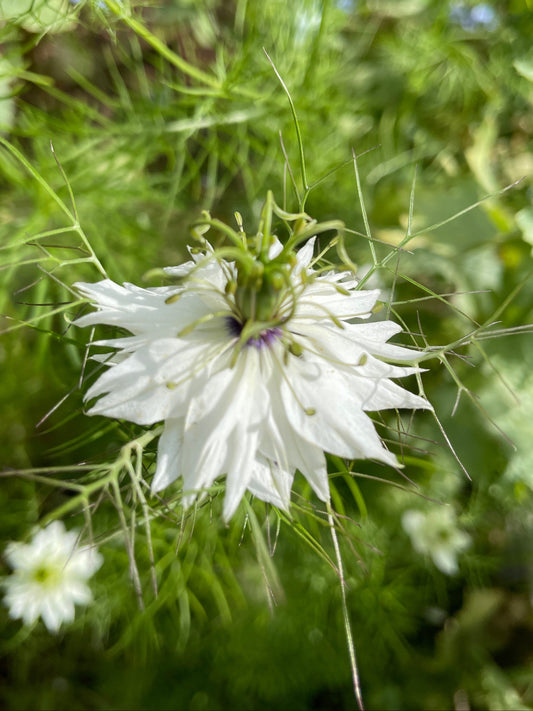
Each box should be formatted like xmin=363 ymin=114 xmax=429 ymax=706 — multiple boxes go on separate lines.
xmin=181 ymin=349 xmax=268 ymax=503
xmin=85 ymin=338 xmax=214 ymax=425
xmin=76 ymin=279 xmax=223 ymax=341
xmin=294 ymin=321 xmax=423 ymax=377
xmin=247 ymin=456 xmax=294 ymax=510
xmin=223 ymin=425 xmax=261 ymax=520
xmin=281 ymin=357 xmax=398 ymax=466
xmin=166 ymin=257 xmax=230 ymax=293
xmin=296 ymin=284 xmax=380 ymax=321
xmin=263 ymin=380 xmax=330 ymax=502
xmin=353 ymin=374 xmax=432 ymax=412
xmin=41 ymin=595 xmax=72 ymax=632
xmin=151 ymin=418 xmax=184 ymax=492
xmin=343 ymin=322 xmax=424 ymax=361
xmin=402 ymin=509 xmax=425 ymax=536
xmin=68 ymin=548 xmax=103 ymax=579
xmin=295 ymin=236 xmax=316 ymax=271
xmin=163 ymin=257 xmax=196 ymax=277
xmin=432 ymin=548 xmax=459 ymax=575
xmin=268 ymin=236 xmax=284 ymax=259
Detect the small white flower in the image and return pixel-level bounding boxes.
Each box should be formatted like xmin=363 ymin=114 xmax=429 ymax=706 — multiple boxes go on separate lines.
xmin=3 ymin=521 xmax=102 ymax=632
xmin=402 ymin=508 xmax=471 ymax=575
xmin=75 ymin=205 xmax=431 ymax=520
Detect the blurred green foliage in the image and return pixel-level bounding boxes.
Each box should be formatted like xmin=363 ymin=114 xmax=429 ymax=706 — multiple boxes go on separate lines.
xmin=1 ymin=0 xmax=533 ymax=709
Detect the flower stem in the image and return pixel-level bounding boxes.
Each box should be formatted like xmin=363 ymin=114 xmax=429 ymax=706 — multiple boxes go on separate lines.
xmin=263 ymin=50 xmax=308 ymax=202
xmin=327 ymin=502 xmax=364 ymax=711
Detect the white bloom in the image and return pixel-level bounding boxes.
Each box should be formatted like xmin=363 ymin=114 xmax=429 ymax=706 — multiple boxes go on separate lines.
xmin=75 ymin=232 xmax=431 ymax=520
xmin=402 ymin=508 xmax=471 ymax=575
xmin=3 ymin=521 xmax=102 ymax=632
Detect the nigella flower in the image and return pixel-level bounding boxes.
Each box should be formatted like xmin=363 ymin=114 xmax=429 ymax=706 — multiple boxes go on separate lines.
xmin=2 ymin=521 xmax=102 ymax=632
xmin=402 ymin=508 xmax=471 ymax=575
xmin=75 ymin=195 xmax=432 ymax=520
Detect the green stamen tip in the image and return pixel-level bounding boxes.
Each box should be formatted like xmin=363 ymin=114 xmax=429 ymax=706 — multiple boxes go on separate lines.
xmin=289 ymin=341 xmax=303 ymax=357
xmin=234 ymin=211 xmax=244 ymax=231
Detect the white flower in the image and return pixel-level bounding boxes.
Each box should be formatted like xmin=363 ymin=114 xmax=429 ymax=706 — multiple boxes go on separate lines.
xmin=3 ymin=521 xmax=102 ymax=632
xmin=402 ymin=508 xmax=471 ymax=575
xmin=75 ymin=219 xmax=431 ymax=520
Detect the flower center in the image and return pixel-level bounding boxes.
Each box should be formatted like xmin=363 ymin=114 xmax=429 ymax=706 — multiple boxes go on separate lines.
xmin=234 ymin=253 xmax=294 ymax=323
xmin=226 ymin=316 xmax=282 ymax=349
xmin=31 ymin=564 xmax=61 ymax=587
xmin=436 ymin=529 xmax=452 ymax=543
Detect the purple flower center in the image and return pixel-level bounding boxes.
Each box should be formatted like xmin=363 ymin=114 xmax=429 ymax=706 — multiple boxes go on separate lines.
xmin=226 ymin=316 xmax=282 ymax=349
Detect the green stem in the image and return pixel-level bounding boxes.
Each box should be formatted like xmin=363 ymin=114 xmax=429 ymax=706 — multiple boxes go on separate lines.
xmin=327 ymin=503 xmax=365 ymax=711
xmin=263 ymin=50 xmax=308 ymax=200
